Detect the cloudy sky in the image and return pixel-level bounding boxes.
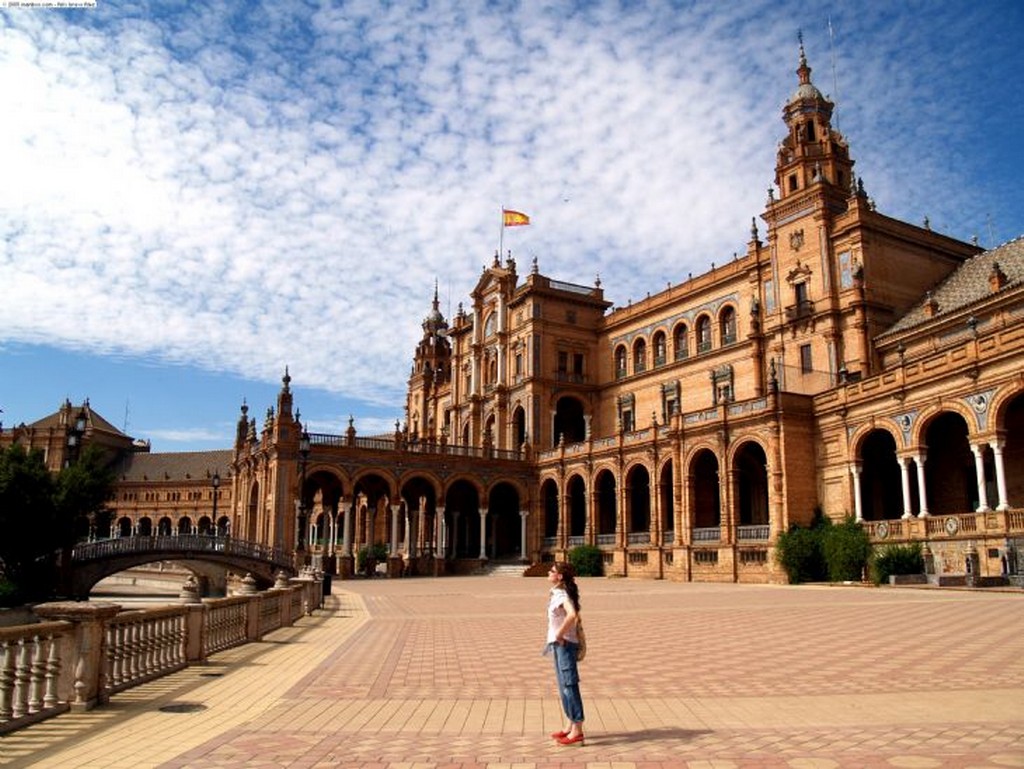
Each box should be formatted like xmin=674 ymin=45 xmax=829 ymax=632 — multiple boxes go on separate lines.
xmin=1 ymin=0 xmax=1021 ymax=451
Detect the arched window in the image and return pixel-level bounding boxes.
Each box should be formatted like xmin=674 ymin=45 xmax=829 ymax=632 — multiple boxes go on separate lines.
xmin=696 ymin=316 xmax=712 ymax=354
xmin=720 ymin=306 xmax=737 ymax=346
xmin=633 ymin=338 xmax=647 ymax=373
xmin=653 ymin=331 xmax=666 ymax=366
xmin=615 ymin=345 xmax=627 ymax=379
xmin=673 ymin=323 xmax=689 ymax=360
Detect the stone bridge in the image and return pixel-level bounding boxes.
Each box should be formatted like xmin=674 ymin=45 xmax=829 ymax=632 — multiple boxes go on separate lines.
xmin=69 ymin=535 xmax=296 ymax=598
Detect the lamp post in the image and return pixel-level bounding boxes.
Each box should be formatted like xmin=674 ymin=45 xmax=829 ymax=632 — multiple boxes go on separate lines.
xmin=297 ymin=430 xmax=311 ymax=554
xmin=211 ymin=471 xmax=220 ymax=537
xmin=65 ymin=411 xmax=86 ymax=468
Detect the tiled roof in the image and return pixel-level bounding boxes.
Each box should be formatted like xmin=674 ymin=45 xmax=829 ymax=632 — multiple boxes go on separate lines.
xmin=883 ymin=235 xmax=1024 ymax=335
xmin=116 ymin=450 xmax=234 ymax=483
xmin=26 ymin=402 xmax=127 ymax=436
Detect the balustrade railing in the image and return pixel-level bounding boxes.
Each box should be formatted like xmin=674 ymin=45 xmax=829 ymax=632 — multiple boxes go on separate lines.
xmin=693 ymin=527 xmax=721 ymax=542
xmin=105 ymin=606 xmax=187 ymax=695
xmin=627 ymin=532 xmax=650 ymax=545
xmin=0 ymin=575 xmax=323 ymax=736
xmin=737 ymin=525 xmax=770 ymax=541
xmin=0 ymin=622 xmax=71 ymax=732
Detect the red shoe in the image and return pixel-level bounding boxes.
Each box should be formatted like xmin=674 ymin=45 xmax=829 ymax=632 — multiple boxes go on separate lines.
xmin=557 ymin=733 xmax=584 ymax=745
xmin=550 ymin=730 xmax=568 ymax=739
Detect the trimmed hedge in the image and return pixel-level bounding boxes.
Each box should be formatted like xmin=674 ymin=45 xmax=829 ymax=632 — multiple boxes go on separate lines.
xmin=776 ymin=511 xmax=871 ymax=584
xmin=568 ymin=544 xmax=604 ymax=577
xmin=870 ymin=542 xmax=925 ymax=585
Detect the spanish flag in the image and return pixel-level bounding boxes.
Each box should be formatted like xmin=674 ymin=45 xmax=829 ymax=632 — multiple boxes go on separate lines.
xmin=502 ymin=209 xmax=530 ymax=227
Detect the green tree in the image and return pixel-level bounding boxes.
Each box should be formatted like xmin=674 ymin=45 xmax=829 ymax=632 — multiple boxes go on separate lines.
xmin=0 ymin=445 xmax=57 ymax=603
xmin=821 ymin=517 xmax=872 ymax=582
xmin=0 ymin=444 xmax=115 ymax=604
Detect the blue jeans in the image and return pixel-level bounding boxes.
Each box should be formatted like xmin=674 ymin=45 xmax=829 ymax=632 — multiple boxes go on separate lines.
xmin=551 ymin=642 xmax=585 ymax=723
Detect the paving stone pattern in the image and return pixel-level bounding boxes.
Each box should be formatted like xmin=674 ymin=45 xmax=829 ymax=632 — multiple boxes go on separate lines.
xmin=1 ymin=579 xmax=1021 ymax=768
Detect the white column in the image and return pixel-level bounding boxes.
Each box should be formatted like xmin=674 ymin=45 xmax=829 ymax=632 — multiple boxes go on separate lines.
xmin=470 ymin=352 xmax=478 ymax=396
xmin=970 ymin=443 xmax=991 ymax=512
xmin=403 ymin=506 xmax=412 ymax=556
xmin=478 ymin=508 xmax=488 ymax=560
xmin=342 ymin=500 xmax=352 ymax=556
xmin=519 ymin=509 xmax=528 ymax=560
xmin=992 ymin=441 xmax=1010 ymax=511
xmin=435 ymin=504 xmax=446 ymax=558
xmin=329 ymin=509 xmax=337 ymax=556
xmin=899 ymin=457 xmax=914 ymax=519
xmin=850 ymin=463 xmax=864 ymax=522
xmin=915 ymin=453 xmax=930 ymax=517
xmin=390 ymin=504 xmax=400 ymax=555
xmin=550 ymin=410 xmax=557 ymax=444
xmin=584 ymin=414 xmax=592 ymax=440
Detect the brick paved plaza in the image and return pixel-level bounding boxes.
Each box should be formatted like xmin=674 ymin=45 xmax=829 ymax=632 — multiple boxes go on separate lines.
xmin=1 ymin=577 xmax=1022 ymax=768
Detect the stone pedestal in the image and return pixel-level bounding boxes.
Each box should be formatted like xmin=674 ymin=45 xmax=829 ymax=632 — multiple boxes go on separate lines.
xmin=33 ymin=602 xmax=121 ymax=711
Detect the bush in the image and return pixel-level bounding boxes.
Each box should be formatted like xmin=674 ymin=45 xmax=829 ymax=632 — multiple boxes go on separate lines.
xmin=775 ymin=524 xmax=828 ymax=583
xmin=356 ymin=542 xmax=388 ymax=575
xmin=568 ymin=544 xmax=603 ymax=577
xmin=870 ymin=542 xmax=925 ymax=585
xmin=822 ymin=517 xmax=872 ymax=582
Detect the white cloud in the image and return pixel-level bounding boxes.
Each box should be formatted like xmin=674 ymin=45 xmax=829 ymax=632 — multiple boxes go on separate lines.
xmin=0 ymin=0 xmax=1020 ymax=420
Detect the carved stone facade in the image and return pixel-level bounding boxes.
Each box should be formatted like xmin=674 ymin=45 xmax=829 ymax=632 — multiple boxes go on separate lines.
xmin=4 ymin=45 xmax=1022 ymax=584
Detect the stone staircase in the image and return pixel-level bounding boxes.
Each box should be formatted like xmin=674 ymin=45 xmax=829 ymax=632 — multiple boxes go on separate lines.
xmin=480 ymin=561 xmax=529 ymax=577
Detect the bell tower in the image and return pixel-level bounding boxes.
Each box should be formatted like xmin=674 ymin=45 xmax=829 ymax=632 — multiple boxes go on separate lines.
xmin=773 ymin=34 xmax=854 ymax=208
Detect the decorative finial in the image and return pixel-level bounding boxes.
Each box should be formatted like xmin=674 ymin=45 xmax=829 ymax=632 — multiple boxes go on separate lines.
xmin=282 ymin=366 xmax=291 ymax=391
xmin=531 ymin=255 xmax=539 ymax=274
xmin=595 ymin=272 xmax=602 ymax=288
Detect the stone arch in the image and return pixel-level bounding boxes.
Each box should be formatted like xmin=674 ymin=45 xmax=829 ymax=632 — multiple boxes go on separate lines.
xmin=246 ymin=480 xmax=260 ymax=542
xmin=652 ymin=328 xmax=668 ymax=366
xmin=922 ymin=411 xmax=976 ymax=515
xmin=553 ymin=395 xmax=586 ymax=446
xmin=695 ymin=314 xmax=713 ymax=354
xmin=487 ymin=481 xmax=522 ymax=559
xmin=305 ymin=467 xmax=345 ymax=551
xmin=177 ymin=516 xmax=192 ymax=535
xmin=632 ymin=336 xmax=648 ymax=373
xmin=658 ymin=458 xmax=675 ymax=537
xmin=137 ymin=516 xmax=153 ymax=536
xmin=541 ymin=478 xmax=559 ymax=539
xmin=857 ymin=428 xmax=903 ymax=521
xmin=511 ymin=404 xmax=527 ymax=448
xmin=690 ymin=448 xmax=721 ymax=528
xmin=614 ymin=344 xmax=627 ymax=377
xmin=117 ymin=516 xmax=132 ymax=537
xmin=400 ymin=474 xmax=439 ymax=558
xmin=595 ymin=468 xmax=617 ymax=537
xmin=351 ymin=471 xmax=395 ymax=552
xmin=566 ymin=473 xmax=587 ymax=538
xmin=733 ymin=440 xmax=768 ymax=527
xmin=444 ymin=478 xmax=481 ymax=559
xmin=994 ymin=390 xmax=1024 ymax=508
xmin=719 ymin=304 xmax=738 ymax=346
xmin=625 ymin=463 xmax=651 ymax=536
xmin=673 ymin=321 xmax=689 ymax=360
xmin=157 ymin=516 xmax=173 ymax=536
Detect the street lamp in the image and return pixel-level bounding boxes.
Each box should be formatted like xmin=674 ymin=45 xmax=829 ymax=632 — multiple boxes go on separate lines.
xmin=65 ymin=410 xmax=86 ymax=468
xmin=297 ymin=430 xmax=311 ymax=553
xmin=211 ymin=471 xmax=220 ymax=537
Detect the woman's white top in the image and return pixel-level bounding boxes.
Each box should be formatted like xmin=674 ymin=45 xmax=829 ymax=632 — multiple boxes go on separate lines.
xmin=547 ymin=587 xmax=579 ymax=644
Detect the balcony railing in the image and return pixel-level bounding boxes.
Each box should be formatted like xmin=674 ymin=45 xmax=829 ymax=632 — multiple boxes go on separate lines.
xmin=785 ymin=300 xmax=815 ymax=322
xmin=693 ymin=527 xmax=721 ymax=542
xmin=737 ymin=525 xmax=770 ymax=541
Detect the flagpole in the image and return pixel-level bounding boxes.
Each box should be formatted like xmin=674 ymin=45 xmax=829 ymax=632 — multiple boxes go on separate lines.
xmin=498 ymin=205 xmax=504 ymax=259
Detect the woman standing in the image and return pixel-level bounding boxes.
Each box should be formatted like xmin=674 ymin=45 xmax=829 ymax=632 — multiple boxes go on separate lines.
xmin=545 ymin=561 xmax=585 ymax=745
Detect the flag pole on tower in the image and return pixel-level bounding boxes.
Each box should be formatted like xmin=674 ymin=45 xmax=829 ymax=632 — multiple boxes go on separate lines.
xmin=499 ymin=207 xmax=530 ymax=259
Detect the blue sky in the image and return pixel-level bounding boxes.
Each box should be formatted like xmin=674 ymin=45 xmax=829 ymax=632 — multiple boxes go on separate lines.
xmin=2 ymin=0 xmax=1022 ymax=452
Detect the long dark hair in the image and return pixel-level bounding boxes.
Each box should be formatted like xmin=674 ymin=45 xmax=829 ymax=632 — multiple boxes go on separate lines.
xmin=553 ymin=561 xmax=581 ymax=612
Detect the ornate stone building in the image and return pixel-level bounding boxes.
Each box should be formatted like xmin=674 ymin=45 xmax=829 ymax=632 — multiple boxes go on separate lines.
xmin=4 ymin=45 xmax=1021 ymax=583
